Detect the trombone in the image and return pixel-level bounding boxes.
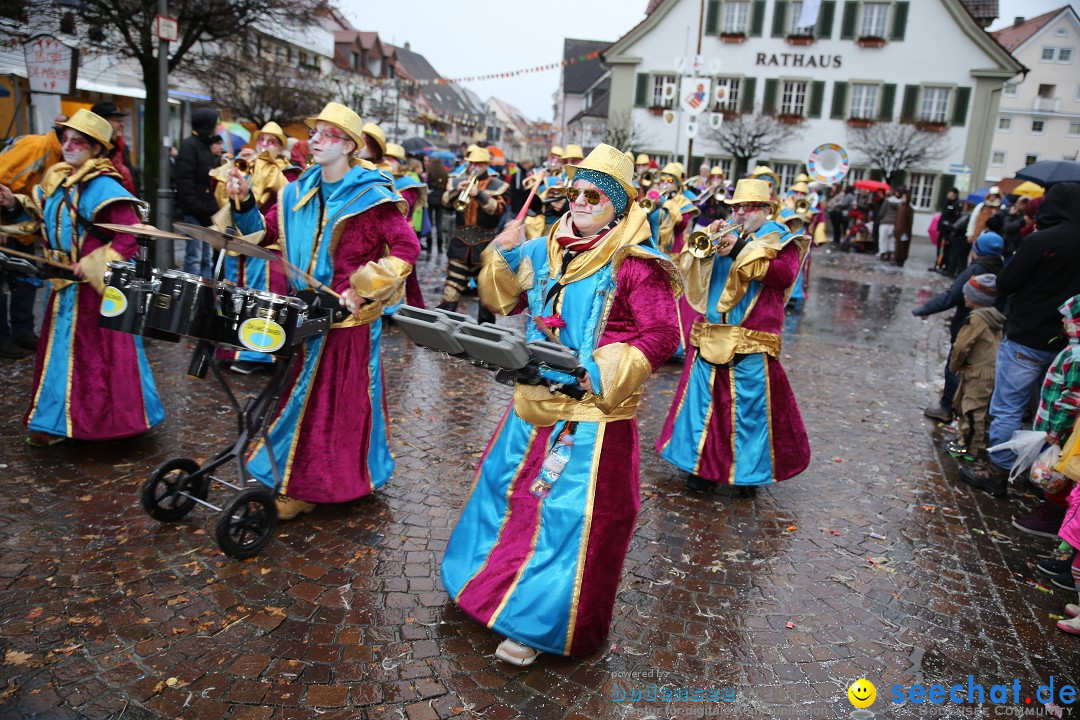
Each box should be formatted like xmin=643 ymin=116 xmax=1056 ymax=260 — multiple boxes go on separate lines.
xmin=687 ymin=223 xmax=745 ymax=259
xmin=453 ymin=172 xmax=480 ymax=212
xmin=692 ymin=187 xmax=725 ymax=207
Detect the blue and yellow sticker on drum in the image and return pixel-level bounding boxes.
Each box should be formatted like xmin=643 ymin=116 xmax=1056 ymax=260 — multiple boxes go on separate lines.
xmin=239 ymin=318 xmax=286 ymax=353
xmin=100 ymin=286 xmax=128 ymax=318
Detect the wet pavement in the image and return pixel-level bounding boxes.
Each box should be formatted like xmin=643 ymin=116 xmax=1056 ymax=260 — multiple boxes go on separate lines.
xmin=0 ymin=240 xmax=1077 ymax=720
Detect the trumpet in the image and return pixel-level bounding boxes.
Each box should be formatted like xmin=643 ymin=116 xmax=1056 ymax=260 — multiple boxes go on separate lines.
xmin=522 ymin=170 xmax=547 ymax=190
xmin=233 ymin=157 xmax=251 ymax=174
xmin=638 ymin=170 xmax=655 ymax=188
xmin=639 ymin=196 xmax=658 ymax=212
xmin=687 ymin=223 xmax=745 ymax=259
xmin=453 ymin=172 xmax=480 ymax=212
xmin=793 ymin=197 xmax=812 ymax=215
xmin=693 ymin=187 xmax=724 ymax=207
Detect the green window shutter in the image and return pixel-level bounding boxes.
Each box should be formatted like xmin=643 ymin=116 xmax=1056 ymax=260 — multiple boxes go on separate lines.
xmin=869 ymin=168 xmax=884 ymax=181
xmin=706 ymin=0 xmax=721 ymax=34
xmin=772 ymin=0 xmax=788 ymax=37
xmin=951 ymin=86 xmax=971 ymax=126
xmin=879 ymin=83 xmax=896 ymax=120
xmin=936 ymin=174 xmax=956 ymax=209
xmin=750 ymin=0 xmax=767 ymax=36
xmin=818 ymin=0 xmax=836 ymax=38
xmin=890 ymin=1 xmax=910 ymax=41
xmin=840 ymin=0 xmax=858 ymax=39
xmin=900 ymin=84 xmax=919 ymax=122
xmin=763 ymin=78 xmax=779 ymax=114
xmin=831 ymin=81 xmax=849 ymax=119
xmin=635 ymin=73 xmax=649 ymax=107
xmin=741 ymin=77 xmax=757 ymax=113
xmin=808 ymin=80 xmax=825 ymax=118
xmin=891 ymin=170 xmax=907 ymax=187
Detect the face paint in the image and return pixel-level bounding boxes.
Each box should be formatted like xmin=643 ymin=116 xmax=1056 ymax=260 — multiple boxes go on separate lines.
xmin=255 ymin=134 xmax=282 ymax=158
xmin=569 ymin=180 xmax=615 ymax=235
xmin=61 ymin=130 xmax=92 ymax=168
xmin=310 ymin=122 xmax=353 ymax=166
xmin=732 ymin=202 xmax=771 ymax=232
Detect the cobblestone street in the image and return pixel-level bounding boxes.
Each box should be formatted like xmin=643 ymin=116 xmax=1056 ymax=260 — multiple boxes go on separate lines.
xmin=0 ymin=242 xmax=1077 ymax=719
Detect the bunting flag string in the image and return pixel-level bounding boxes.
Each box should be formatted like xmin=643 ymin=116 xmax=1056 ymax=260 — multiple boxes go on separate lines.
xmin=365 ymin=51 xmax=603 ymax=88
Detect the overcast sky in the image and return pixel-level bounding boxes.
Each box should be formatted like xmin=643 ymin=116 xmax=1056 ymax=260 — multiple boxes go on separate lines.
xmin=338 ymin=0 xmax=1080 ymax=122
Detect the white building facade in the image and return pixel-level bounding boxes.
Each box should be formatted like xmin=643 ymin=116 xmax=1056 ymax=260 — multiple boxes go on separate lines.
xmin=988 ymin=7 xmax=1080 ymax=182
xmin=604 ymin=0 xmax=1023 ymax=235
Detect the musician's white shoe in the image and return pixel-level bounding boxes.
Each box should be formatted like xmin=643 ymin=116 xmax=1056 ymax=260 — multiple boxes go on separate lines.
xmin=275 ymin=496 xmax=315 ymax=520
xmin=495 ymin=638 xmax=540 ymax=666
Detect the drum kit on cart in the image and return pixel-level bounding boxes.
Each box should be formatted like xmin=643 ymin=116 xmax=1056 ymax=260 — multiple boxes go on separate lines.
xmin=93 ymin=222 xmax=337 ymax=558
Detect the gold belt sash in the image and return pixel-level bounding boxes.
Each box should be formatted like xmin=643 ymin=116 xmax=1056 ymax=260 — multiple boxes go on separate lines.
xmin=512 ymin=383 xmax=641 ymax=427
xmin=689 ymin=321 xmax=781 ymax=365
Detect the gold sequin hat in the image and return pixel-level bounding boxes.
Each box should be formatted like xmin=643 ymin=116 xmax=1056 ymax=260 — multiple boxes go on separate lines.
xmin=789 ymin=181 xmax=810 ymax=194
xmin=635 ymin=153 xmax=650 ymax=165
xmin=465 ymin=147 xmax=491 ymax=164
xmin=549 ymin=145 xmax=564 ymax=158
xmin=59 ymin=109 xmax=113 ymax=151
xmin=257 ymin=121 xmax=288 ymax=146
xmin=305 ymin=102 xmax=364 ymax=148
xmin=751 ymin=164 xmax=780 ymax=190
xmin=564 ymin=143 xmax=637 ymax=203
xmin=709 ymin=166 xmax=725 ymax=177
xmin=561 ymin=144 xmax=585 ymax=161
xmin=385 ymin=143 xmax=406 ymax=162
xmin=362 ymin=122 xmax=387 ymax=155
xmin=725 ymin=178 xmax=777 ymax=206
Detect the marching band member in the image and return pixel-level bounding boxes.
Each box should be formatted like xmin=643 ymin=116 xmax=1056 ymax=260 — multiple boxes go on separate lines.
xmin=442 ymin=144 xmax=681 ymax=666
xmin=225 ymin=102 xmax=420 ymax=520
xmin=561 ymin=144 xmax=584 ymax=168
xmin=695 ymin=166 xmax=729 ymax=227
xmin=0 ymin=109 xmax=164 ymax=446
xmin=360 ymin=122 xmax=387 ymax=165
xmin=656 ymin=162 xmax=698 ymax=256
xmin=385 ymin=142 xmax=427 ymax=309
xmin=750 ymin=165 xmax=781 ymax=202
xmin=656 ymin=178 xmax=810 ymax=490
xmin=436 ymin=146 xmax=508 ymax=323
xmin=537 ymin=146 xmax=566 ymax=234
xmin=634 ymin=153 xmax=651 ymax=180
xmin=686 ymin=162 xmax=711 ymax=195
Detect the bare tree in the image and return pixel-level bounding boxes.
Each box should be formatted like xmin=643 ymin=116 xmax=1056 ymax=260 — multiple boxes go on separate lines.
xmin=846 ymin=122 xmax=950 ymax=185
xmin=706 ymin=113 xmax=806 ymax=178
xmin=22 ymin=0 xmax=323 ymax=220
xmin=604 ymin=110 xmax=655 ymax=154
xmin=194 ymin=43 xmax=332 ymax=128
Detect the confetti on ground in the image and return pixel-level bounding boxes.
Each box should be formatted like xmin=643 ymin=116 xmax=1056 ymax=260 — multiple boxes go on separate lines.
xmin=1050 ymin=614 xmax=1064 ymax=620
xmin=920 ymin=505 xmax=936 ymax=512
xmin=868 ymin=532 xmax=887 ymax=540
xmin=785 ymin=621 xmax=795 ymax=629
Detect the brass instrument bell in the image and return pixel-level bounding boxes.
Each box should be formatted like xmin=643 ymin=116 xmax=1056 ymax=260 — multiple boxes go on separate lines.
xmin=639 ymin=196 xmax=657 ymax=212
xmin=453 ymin=172 xmax=480 ymax=212
xmin=687 ymin=223 xmax=745 ymax=259
xmin=639 ymin=170 xmax=655 ymax=188
xmin=793 ymin=197 xmax=811 ymax=215
xmin=234 ymin=157 xmax=250 ymax=174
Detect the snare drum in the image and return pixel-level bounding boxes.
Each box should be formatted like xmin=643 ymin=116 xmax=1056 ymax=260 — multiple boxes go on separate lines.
xmin=228 ymin=290 xmax=308 ymax=355
xmin=146 ymin=269 xmax=220 ymax=341
xmin=100 ymin=261 xmax=154 ymax=336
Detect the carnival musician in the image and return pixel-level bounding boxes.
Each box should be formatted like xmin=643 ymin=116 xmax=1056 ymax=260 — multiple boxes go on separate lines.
xmin=224 ymin=102 xmax=420 ymax=520
xmin=442 ymin=144 xmax=681 ymax=667
xmin=695 ymin=166 xmax=729 ymax=226
xmin=436 ymin=146 xmax=508 ymax=323
xmin=0 ymin=109 xmax=165 ymax=446
xmin=535 ymin=146 xmax=566 ymax=234
xmin=656 ymin=178 xmax=810 ymax=491
xmin=750 ymin=165 xmax=781 ymax=202
xmin=385 ymin=142 xmax=427 ymax=309
xmin=656 ymin=162 xmax=698 ymax=256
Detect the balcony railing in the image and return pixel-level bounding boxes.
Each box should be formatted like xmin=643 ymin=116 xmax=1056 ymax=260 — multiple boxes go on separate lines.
xmin=1033 ymin=97 xmax=1060 ymax=112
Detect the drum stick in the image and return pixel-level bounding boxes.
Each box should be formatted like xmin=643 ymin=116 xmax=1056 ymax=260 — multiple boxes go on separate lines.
xmin=514 ymin=170 xmax=546 ymax=224
xmin=277 ymin=257 xmax=343 ymax=300
xmin=0 ymin=246 xmax=73 ymax=271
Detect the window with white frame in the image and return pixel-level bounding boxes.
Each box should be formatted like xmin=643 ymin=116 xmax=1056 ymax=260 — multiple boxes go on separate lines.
xmin=991 ymin=151 xmax=1005 ymax=166
xmin=1059 ymin=47 xmax=1073 ymax=63
xmin=860 ymin=3 xmax=890 ymax=38
xmin=1070 ymin=122 xmax=1080 ymax=136
xmin=1003 ymin=81 xmax=1019 ymax=97
xmin=651 ymin=74 xmax=677 ymax=108
xmin=1042 ymin=47 xmax=1056 ymax=61
xmin=846 ymin=167 xmax=868 ymax=183
xmin=722 ymin=1 xmax=750 ymax=33
xmin=1025 ymin=154 xmax=1039 ymax=165
xmin=652 ymin=153 xmax=672 ymax=166
xmin=1032 ymin=119 xmax=1046 ymax=134
xmin=1076 ymin=85 xmax=1080 ymax=101
xmin=997 ymin=116 xmax=1012 ymax=131
xmin=789 ymin=1 xmax=813 ymax=35
xmin=773 ymin=163 xmax=800 ymax=191
xmin=780 ymin=81 xmax=808 ymax=115
xmin=908 ymin=173 xmax=936 ymax=210
xmin=919 ymin=87 xmax=950 ymax=123
xmin=704 ymin=157 xmax=733 ymax=177
xmin=712 ymin=77 xmax=741 ymax=112
xmin=849 ymin=83 xmax=878 ymax=119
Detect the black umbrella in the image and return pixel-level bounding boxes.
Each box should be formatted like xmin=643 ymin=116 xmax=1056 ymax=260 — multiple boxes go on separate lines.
xmin=401 ymin=136 xmax=435 ymax=154
xmin=1014 ymin=160 xmax=1080 ymax=187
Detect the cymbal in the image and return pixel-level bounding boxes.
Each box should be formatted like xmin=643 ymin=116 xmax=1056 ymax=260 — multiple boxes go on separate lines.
xmin=173 ymin=223 xmax=278 ymax=261
xmin=95 ymin=222 xmax=188 ymax=240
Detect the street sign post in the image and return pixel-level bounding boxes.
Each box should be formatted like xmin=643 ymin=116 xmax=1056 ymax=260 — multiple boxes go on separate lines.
xmin=23 ymin=35 xmax=78 ymax=95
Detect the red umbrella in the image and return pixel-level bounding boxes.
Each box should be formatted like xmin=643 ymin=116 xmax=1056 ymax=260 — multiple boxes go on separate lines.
xmin=853 ymin=179 xmax=890 ymax=192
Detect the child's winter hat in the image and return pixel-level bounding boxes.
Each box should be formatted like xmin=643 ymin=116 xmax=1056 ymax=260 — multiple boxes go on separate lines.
xmin=973 ymin=231 xmax=1004 ymax=257
xmin=1060 ymin=294 xmax=1080 ymax=338
xmin=963 ymin=273 xmax=998 ymax=306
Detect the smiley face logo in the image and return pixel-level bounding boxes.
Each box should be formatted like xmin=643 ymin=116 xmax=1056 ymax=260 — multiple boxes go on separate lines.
xmin=847 ymin=678 xmax=876 ymax=709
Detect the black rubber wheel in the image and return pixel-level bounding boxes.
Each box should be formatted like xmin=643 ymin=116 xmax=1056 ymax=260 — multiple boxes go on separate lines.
xmin=140 ymin=457 xmax=207 ymax=522
xmin=215 ymin=487 xmax=277 ymax=559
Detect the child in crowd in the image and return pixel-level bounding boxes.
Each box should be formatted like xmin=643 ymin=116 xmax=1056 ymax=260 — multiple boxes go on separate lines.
xmin=1053 ymin=415 xmax=1080 ymax=635
xmin=946 ymin=274 xmax=1005 ymax=462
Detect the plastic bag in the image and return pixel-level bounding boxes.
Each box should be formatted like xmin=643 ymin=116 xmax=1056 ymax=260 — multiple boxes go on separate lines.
xmin=1056 ymin=416 xmax=1080 ymax=481
xmin=987 ymin=430 xmax=1047 ymax=483
xmin=1031 ymin=444 xmax=1069 ymax=494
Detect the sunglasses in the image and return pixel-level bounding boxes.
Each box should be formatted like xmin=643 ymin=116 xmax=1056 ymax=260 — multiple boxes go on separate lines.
xmin=735 ymin=202 xmax=772 ymax=211
xmin=565 ymin=187 xmax=605 ymax=205
xmin=308 ymin=127 xmax=348 ymax=143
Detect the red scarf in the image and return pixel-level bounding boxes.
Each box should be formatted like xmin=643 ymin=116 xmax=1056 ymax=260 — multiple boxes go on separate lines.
xmin=553 ymin=212 xmax=614 ymax=252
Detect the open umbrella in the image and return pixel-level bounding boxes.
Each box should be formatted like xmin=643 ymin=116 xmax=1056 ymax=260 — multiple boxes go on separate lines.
xmin=216 ymin=122 xmax=250 ymax=154
xmin=1014 ymin=160 xmax=1080 ymax=187
xmin=401 ymin=136 xmax=435 ymax=154
xmin=1011 ymin=181 xmax=1044 ymax=198
xmin=485 ymin=145 xmax=506 ymax=167
xmin=852 ymin=179 xmax=890 ymax=192
xmin=429 ymin=150 xmax=456 ymax=165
